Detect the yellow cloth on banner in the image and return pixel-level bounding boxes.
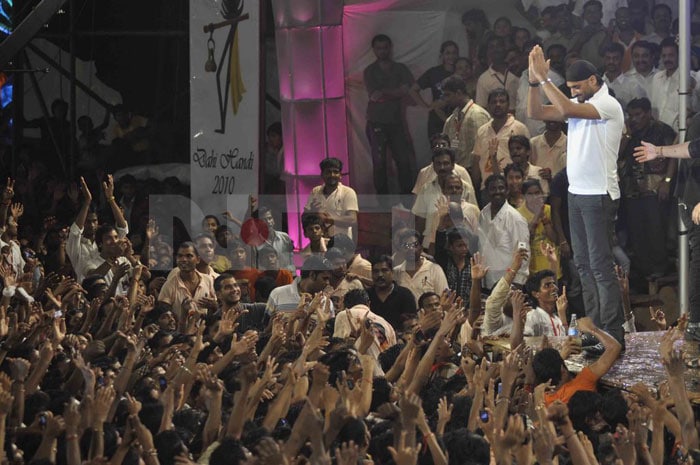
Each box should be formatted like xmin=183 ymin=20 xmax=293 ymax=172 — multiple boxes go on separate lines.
xmin=229 ymin=28 xmax=246 ymax=114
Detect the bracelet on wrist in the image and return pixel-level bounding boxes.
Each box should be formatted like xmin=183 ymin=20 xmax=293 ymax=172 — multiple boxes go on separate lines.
xmin=528 ymin=81 xmax=540 ymax=87
xmin=540 ymin=78 xmax=552 ymax=86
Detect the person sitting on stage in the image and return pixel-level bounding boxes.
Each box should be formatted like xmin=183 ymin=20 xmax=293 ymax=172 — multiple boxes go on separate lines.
xmin=533 ymin=316 xmax=622 ymax=405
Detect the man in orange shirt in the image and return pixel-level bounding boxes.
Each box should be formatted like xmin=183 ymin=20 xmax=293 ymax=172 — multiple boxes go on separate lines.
xmin=533 ymin=316 xmax=622 ymax=405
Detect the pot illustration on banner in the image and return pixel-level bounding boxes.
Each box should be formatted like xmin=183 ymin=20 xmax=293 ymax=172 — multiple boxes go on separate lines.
xmin=203 ymin=0 xmax=249 ymax=134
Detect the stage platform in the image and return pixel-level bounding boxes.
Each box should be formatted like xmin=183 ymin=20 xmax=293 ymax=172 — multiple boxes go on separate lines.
xmin=520 ymin=332 xmax=700 ymax=403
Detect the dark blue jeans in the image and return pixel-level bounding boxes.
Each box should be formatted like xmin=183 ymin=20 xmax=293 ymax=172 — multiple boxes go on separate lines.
xmin=568 ymin=193 xmax=625 ymax=342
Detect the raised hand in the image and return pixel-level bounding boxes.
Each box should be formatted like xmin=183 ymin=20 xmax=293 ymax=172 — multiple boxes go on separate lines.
xmin=1 ymin=178 xmax=14 ymax=203
xmin=78 ymin=178 xmax=92 ymax=204
xmin=649 ymin=306 xmax=667 ymax=330
xmin=9 ymin=203 xmax=23 ymax=220
xmin=8 ymin=358 xmax=31 ymax=382
xmin=143 ymin=219 xmax=158 ymax=241
xmin=510 ymin=246 xmax=529 ymax=271
xmin=510 ymin=290 xmax=528 ymax=323
xmin=556 ymin=285 xmax=568 ymax=315
xmin=439 ymin=288 xmax=457 ymax=313
xmin=0 ymin=389 xmax=13 ymax=416
xmin=335 ymin=441 xmax=360 ymax=465
xmin=528 ymin=45 xmax=550 ymax=82
xmin=387 ymin=430 xmax=421 ymax=465
xmin=612 ymin=424 xmax=637 ymax=465
xmin=124 ymin=393 xmax=142 ymax=416
xmin=256 ymin=437 xmax=288 ymax=465
xmin=532 ymin=410 xmax=555 ymax=464
xmin=93 ymin=385 xmax=116 ymax=425
xmin=470 ymin=252 xmax=489 ymax=281
xmin=633 ymin=141 xmax=660 ymax=163
xmin=63 ymin=398 xmax=81 ymax=433
xmin=437 ymin=396 xmax=453 ymax=434
xmin=102 ymin=174 xmax=116 ymax=200
xmin=539 ymin=241 xmax=557 ymax=266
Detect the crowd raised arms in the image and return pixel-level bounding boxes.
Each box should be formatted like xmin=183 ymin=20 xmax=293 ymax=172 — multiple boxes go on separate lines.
xmin=2 ymin=2 xmax=700 ymax=465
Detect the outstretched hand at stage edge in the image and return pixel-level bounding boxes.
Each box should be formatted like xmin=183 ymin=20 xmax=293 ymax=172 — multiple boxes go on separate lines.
xmin=633 ymin=141 xmax=660 ymax=163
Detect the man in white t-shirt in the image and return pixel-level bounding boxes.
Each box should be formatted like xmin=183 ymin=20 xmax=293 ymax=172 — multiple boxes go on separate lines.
xmin=523 ymin=269 xmax=567 ymax=336
xmin=527 ymin=48 xmax=626 ymax=352
xmin=304 ymin=157 xmax=359 ymax=239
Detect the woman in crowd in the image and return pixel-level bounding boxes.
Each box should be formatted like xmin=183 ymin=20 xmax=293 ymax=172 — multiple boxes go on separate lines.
xmin=410 ymin=41 xmax=460 ymax=138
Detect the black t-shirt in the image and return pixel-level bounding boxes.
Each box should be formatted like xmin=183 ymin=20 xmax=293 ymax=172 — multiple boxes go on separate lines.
xmin=368 ymin=283 xmax=417 ymax=330
xmin=416 ymin=65 xmax=453 ymax=136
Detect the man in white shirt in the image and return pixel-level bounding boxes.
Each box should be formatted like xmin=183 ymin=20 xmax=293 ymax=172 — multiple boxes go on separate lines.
xmin=478 ymin=174 xmax=530 ymax=288
xmin=66 ymin=176 xmax=129 ymax=284
xmin=413 ymin=148 xmax=477 ymax=248
xmin=651 ymin=37 xmax=694 ymax=132
xmin=392 ymin=229 xmax=448 ymax=303
xmin=304 ymin=157 xmax=358 ymax=239
xmin=530 ymin=120 xmax=567 ymax=176
xmin=527 ymin=49 xmax=626 ymax=350
xmin=333 ymin=288 xmax=396 ymax=354
xmin=523 ymin=269 xmax=567 ymax=336
xmin=267 ymin=255 xmax=333 ymax=314
xmin=82 ymin=224 xmax=136 ymax=296
xmin=472 ymin=89 xmax=531 ymax=192
xmin=624 ymin=40 xmax=657 ymax=98
xmin=257 ymin=206 xmax=295 ymax=273
xmin=441 ymin=75 xmax=491 ymax=170
xmin=158 ymin=241 xmax=216 ymax=329
xmin=602 ymin=42 xmax=647 ymax=111
xmin=475 ymin=37 xmax=519 ymax=111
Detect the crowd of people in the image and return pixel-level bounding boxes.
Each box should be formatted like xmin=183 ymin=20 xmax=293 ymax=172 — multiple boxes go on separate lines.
xmin=1 ymin=1 xmax=700 ymax=465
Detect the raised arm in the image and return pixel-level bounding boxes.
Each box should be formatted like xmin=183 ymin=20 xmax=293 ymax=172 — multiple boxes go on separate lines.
xmin=529 ymin=46 xmax=603 ymax=122
xmin=74 ymin=177 xmax=93 ymax=230
xmin=576 ymin=317 xmax=621 ymax=378
xmin=103 ymin=175 xmax=127 ymax=229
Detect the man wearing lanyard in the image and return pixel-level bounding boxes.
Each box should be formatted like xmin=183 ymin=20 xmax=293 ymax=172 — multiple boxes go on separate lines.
xmin=527 ymin=47 xmax=626 ymax=356
xmin=441 ymin=75 xmax=491 ymax=177
xmin=475 ymin=36 xmax=519 ymax=112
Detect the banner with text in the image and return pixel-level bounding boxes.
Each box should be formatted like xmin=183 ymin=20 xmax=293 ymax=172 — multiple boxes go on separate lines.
xmin=189 ymin=0 xmax=259 ymax=232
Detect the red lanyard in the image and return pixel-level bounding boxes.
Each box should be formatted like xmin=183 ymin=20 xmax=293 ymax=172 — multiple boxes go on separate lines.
xmin=549 ymin=315 xmax=559 ymax=336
